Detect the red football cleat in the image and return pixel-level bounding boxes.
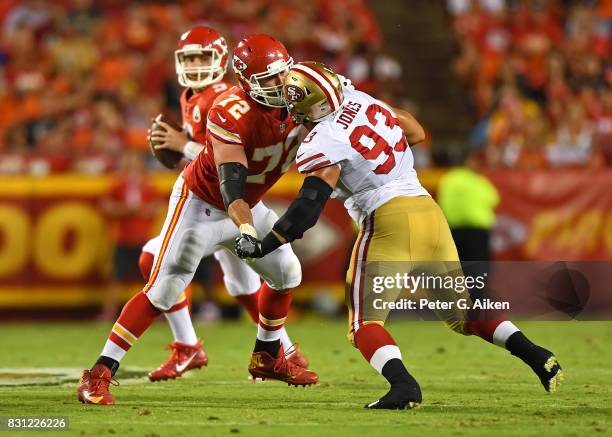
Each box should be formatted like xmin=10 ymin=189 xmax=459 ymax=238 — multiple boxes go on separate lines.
xmin=77 ymin=364 xmax=116 ymax=405
xmin=249 ymin=346 xmax=318 ymax=386
xmin=148 ymin=340 xmax=208 ymax=382
xmin=285 ymin=344 xmax=309 ymax=369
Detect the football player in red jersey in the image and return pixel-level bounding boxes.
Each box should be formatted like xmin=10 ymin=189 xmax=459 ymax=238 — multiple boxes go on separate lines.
xmin=77 ymin=34 xmax=317 ymax=406
xmin=141 ymin=27 xmax=308 ymax=383
xmin=182 ymin=34 xmax=317 ymax=386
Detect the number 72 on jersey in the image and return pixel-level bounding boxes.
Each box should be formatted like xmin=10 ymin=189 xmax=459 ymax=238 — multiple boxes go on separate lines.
xmin=247 ymin=126 xmax=302 ymax=184
xmin=216 ymin=94 xmax=302 ymax=184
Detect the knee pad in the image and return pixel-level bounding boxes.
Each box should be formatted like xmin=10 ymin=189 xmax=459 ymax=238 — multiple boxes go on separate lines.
xmin=146 ymin=275 xmax=188 ymax=311
xmin=268 ymin=252 xmax=302 ymax=290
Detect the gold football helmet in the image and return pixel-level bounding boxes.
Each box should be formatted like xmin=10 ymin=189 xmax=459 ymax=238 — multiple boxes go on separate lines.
xmin=282 ymin=61 xmax=344 ymax=123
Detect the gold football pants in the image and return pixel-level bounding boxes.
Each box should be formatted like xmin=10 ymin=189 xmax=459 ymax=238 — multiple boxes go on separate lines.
xmin=346 ymin=196 xmax=469 ymax=344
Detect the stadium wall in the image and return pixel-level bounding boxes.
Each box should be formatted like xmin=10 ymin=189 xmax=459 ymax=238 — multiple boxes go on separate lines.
xmin=1 ymin=169 xmax=611 ymax=311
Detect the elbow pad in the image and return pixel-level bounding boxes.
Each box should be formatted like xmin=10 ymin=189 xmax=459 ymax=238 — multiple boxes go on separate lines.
xmin=218 ymin=162 xmax=248 ymax=210
xmin=272 ymin=176 xmax=333 ymax=242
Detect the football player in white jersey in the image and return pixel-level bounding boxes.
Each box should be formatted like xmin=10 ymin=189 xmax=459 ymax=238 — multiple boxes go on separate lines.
xmin=235 ymin=62 xmax=562 ymax=409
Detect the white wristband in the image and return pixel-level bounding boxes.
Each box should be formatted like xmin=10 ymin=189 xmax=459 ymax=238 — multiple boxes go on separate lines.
xmin=182 ymin=141 xmax=204 ymax=161
xmin=239 ymin=223 xmax=258 ymax=238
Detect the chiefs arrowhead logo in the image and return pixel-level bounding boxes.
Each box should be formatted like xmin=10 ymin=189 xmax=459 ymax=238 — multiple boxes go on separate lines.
xmin=233 ymin=55 xmax=247 ymax=73
xmin=284 ymin=85 xmax=305 ymax=102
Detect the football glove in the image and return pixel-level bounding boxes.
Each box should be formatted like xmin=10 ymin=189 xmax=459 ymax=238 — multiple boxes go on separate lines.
xmin=235 ymin=234 xmax=264 ymax=259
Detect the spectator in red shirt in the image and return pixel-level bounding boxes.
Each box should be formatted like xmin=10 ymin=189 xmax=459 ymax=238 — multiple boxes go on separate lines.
xmin=100 ymin=150 xmax=161 ymax=320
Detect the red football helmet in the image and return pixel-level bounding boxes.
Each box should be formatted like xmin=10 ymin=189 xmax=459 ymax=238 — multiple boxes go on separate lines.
xmin=232 ymin=34 xmax=293 ymax=108
xmin=175 ymin=26 xmax=228 ymax=89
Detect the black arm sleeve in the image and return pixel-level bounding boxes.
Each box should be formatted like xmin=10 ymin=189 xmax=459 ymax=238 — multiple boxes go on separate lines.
xmin=218 ymin=162 xmax=248 ymax=210
xmin=272 ymin=176 xmax=334 ymax=243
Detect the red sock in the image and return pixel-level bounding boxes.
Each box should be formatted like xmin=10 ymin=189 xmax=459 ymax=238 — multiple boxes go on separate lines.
xmin=256 ymin=282 xmax=291 ymax=340
xmin=138 ymin=251 xmax=154 ymax=281
xmin=108 ymin=292 xmax=161 ymax=351
xmin=354 ymin=323 xmax=398 ymax=362
xmin=235 ymin=291 xmax=260 ymax=323
xmin=465 ymin=320 xmax=503 ymax=344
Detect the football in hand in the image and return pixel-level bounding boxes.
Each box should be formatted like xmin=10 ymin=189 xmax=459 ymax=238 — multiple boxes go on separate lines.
xmin=149 ymin=113 xmax=184 ymax=169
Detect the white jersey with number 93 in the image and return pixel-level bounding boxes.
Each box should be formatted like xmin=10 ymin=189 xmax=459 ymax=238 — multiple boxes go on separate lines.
xmin=295 ymin=87 xmax=429 ymax=224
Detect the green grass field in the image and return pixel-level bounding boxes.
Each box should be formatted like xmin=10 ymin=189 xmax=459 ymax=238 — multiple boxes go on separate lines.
xmin=0 ymin=320 xmax=610 ymax=436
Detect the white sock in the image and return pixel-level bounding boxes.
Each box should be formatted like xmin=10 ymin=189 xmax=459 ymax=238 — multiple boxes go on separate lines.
xmin=101 ymin=339 xmax=128 ymax=362
xmin=492 ymin=321 xmax=520 ymax=348
xmin=257 ymin=324 xmax=282 ymax=342
xmin=369 ymin=345 xmax=402 ymax=374
xmin=164 ymin=307 xmax=198 ymax=345
xmin=279 ymin=327 xmax=293 ymax=352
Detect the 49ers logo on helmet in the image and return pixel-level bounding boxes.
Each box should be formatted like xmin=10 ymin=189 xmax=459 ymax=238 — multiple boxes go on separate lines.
xmin=284 ymin=85 xmax=305 ymax=102
xmin=233 ymin=55 xmax=247 ymax=73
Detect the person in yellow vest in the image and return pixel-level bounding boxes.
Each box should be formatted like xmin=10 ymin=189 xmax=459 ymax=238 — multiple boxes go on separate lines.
xmin=438 ymin=160 xmax=499 ymax=263
xmin=437 ymin=155 xmax=499 ymax=304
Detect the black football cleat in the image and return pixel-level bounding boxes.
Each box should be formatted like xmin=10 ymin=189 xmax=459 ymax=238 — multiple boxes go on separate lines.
xmin=528 ymin=347 xmax=563 ymax=392
xmin=365 ymin=377 xmax=422 ymax=410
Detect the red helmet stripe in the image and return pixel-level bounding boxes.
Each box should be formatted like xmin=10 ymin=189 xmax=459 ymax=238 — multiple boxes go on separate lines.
xmin=292 ymin=64 xmax=341 ymax=111
xmin=304 ymin=64 xmax=341 ymax=103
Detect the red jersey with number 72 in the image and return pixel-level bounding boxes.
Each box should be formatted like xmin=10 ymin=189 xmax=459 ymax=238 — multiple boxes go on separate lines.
xmin=295 ymin=87 xmax=429 ymax=224
xmin=183 ymin=86 xmax=302 ymax=210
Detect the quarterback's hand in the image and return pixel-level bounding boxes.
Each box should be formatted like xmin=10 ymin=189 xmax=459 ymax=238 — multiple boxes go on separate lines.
xmin=235 ymin=234 xmax=264 ymax=259
xmin=149 ymin=121 xmax=189 ymax=153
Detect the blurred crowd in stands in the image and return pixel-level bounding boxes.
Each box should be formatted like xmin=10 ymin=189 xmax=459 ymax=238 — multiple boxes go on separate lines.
xmin=449 ymin=0 xmax=611 ymax=168
xmin=1 ymin=0 xmax=609 ymax=175
xmin=0 ymin=0 xmax=404 ymax=175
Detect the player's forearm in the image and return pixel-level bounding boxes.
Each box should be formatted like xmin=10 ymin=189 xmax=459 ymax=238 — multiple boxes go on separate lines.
xmin=216 ymin=157 xmax=255 ymax=235
xmin=234 ymin=165 xmax=340 ymax=259
xmin=257 ymin=175 xmax=335 ymax=256
xmin=395 ymin=108 xmax=426 ymax=145
xmin=227 ymin=198 xmax=254 ymax=227
xmin=267 ymin=166 xmax=338 ymax=243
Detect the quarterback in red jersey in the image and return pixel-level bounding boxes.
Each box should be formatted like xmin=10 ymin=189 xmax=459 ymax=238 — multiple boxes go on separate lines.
xmin=77 ymin=34 xmax=316 ymax=406
xmin=156 ymin=26 xmax=232 ymax=158
xmin=142 ymin=26 xmax=229 ymax=382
